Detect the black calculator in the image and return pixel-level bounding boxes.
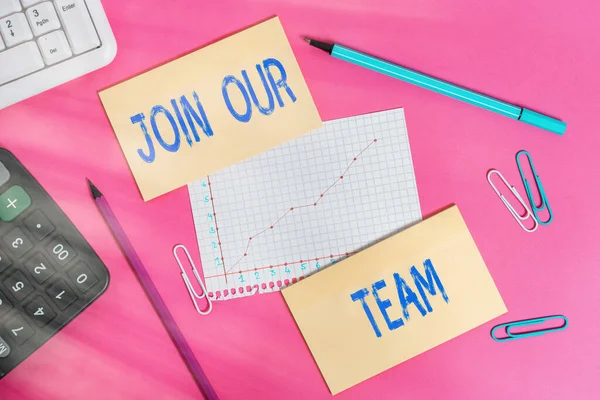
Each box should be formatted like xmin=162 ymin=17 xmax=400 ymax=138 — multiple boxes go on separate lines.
xmin=0 ymin=149 xmax=109 ymax=379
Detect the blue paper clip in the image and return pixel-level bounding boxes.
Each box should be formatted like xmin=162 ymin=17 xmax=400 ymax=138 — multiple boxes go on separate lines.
xmin=516 ymin=150 xmax=553 ymax=225
xmin=491 ymin=315 xmax=568 ymax=342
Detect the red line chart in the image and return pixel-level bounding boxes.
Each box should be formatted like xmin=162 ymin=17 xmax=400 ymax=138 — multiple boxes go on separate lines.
xmin=207 ymin=176 xmax=227 ymax=282
xmin=211 ymin=138 xmax=378 ymax=275
xmin=204 ymin=252 xmax=357 ymax=279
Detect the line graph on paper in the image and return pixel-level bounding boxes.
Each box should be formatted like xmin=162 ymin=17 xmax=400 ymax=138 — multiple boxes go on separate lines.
xmin=189 ymin=109 xmax=421 ymax=300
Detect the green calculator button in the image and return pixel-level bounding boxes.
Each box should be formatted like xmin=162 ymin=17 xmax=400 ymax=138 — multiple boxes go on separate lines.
xmin=0 ymin=186 xmax=31 ymax=222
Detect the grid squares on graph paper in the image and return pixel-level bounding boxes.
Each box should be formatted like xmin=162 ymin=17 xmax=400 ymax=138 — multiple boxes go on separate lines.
xmin=188 ymin=108 xmax=421 ymax=301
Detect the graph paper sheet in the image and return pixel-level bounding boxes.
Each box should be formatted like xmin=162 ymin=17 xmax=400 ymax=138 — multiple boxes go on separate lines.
xmin=188 ymin=108 xmax=421 ymax=300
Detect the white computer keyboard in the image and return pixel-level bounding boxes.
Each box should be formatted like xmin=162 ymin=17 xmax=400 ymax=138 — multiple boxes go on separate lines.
xmin=0 ymin=0 xmax=116 ymax=109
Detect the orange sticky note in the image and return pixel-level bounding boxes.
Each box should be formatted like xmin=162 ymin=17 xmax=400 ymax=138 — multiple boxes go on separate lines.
xmin=99 ymin=17 xmax=321 ymax=200
xmin=282 ymin=205 xmax=507 ymax=394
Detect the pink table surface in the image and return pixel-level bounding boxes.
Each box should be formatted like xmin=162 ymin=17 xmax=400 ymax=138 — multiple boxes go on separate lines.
xmin=1 ymin=0 xmax=599 ymax=399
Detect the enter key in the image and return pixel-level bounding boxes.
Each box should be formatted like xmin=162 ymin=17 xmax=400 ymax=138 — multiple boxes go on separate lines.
xmin=55 ymin=0 xmax=100 ymax=55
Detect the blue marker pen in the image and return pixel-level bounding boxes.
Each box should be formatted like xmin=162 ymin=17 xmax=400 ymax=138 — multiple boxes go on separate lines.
xmin=305 ymin=39 xmax=566 ymax=135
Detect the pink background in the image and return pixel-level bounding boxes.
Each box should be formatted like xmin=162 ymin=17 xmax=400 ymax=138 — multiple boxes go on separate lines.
xmin=1 ymin=0 xmax=599 ymax=398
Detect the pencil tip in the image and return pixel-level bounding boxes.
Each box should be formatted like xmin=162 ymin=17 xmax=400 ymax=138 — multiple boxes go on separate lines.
xmin=303 ymin=37 xmax=311 ymax=43
xmin=87 ymin=178 xmax=102 ymax=199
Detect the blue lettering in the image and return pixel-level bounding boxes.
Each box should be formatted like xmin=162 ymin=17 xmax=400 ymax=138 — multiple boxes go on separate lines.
xmin=372 ymin=279 xmax=404 ymax=332
xmin=393 ymin=273 xmax=427 ymax=320
xmin=170 ymin=99 xmax=193 ymax=147
xmin=180 ymin=92 xmax=214 ymax=141
xmin=351 ymin=259 xmax=449 ymax=336
xmin=410 ymin=259 xmax=449 ymax=312
xmin=131 ymin=113 xmax=155 ymax=163
xmin=150 ymin=105 xmax=180 ymax=153
xmin=263 ymin=58 xmax=297 ymax=107
xmin=242 ymin=65 xmax=275 ymax=115
xmin=222 ymin=75 xmax=252 ymax=122
xmin=350 ymin=288 xmax=382 ymax=338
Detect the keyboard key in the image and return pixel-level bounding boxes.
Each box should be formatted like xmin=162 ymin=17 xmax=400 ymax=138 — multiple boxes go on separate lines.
xmin=0 ymin=35 xmax=4 ymax=51
xmin=3 ymin=270 xmax=34 ymax=301
xmin=3 ymin=227 xmax=33 ymax=258
xmin=26 ymin=1 xmax=60 ymax=36
xmin=67 ymin=261 xmax=98 ymax=293
xmin=0 ymin=336 xmax=11 ymax=358
xmin=47 ymin=235 xmax=76 ymax=266
xmin=55 ymin=0 xmax=99 ymax=55
xmin=38 ymin=29 xmax=72 ymax=65
xmin=0 ymin=0 xmax=21 ymax=19
xmin=24 ymin=209 xmax=55 ymax=240
xmin=0 ymin=185 xmax=31 ymax=221
xmin=21 ymin=1 xmax=43 ymax=8
xmin=47 ymin=280 xmax=76 ymax=310
xmin=0 ymin=161 xmax=11 ymax=187
xmin=24 ymin=253 xmax=55 ymax=283
xmin=0 ymin=292 xmax=12 ymax=318
xmin=24 ymin=297 xmax=56 ymax=327
xmin=0 ymin=12 xmax=33 ymax=47
xmin=0 ymin=249 xmax=12 ymax=274
xmin=0 ymin=41 xmax=44 ymax=85
xmin=4 ymin=315 xmax=34 ymax=345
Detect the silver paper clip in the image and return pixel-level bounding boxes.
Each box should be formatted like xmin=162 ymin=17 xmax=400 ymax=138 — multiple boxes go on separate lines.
xmin=487 ymin=169 xmax=539 ymax=233
xmin=173 ymin=244 xmax=212 ymax=315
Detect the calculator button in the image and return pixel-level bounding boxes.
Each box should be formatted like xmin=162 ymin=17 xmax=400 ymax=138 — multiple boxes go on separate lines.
xmin=55 ymin=0 xmax=99 ymax=55
xmin=47 ymin=280 xmax=76 ymax=310
xmin=67 ymin=262 xmax=98 ymax=293
xmin=0 ymin=249 xmax=11 ymax=274
xmin=3 ymin=227 xmax=33 ymax=258
xmin=24 ymin=253 xmax=55 ymax=283
xmin=24 ymin=209 xmax=55 ymax=241
xmin=25 ymin=2 xmax=60 ymax=37
xmin=4 ymin=315 xmax=34 ymax=345
xmin=0 ymin=161 xmax=10 ymax=187
xmin=47 ymin=235 xmax=76 ymax=266
xmin=38 ymin=30 xmax=72 ymax=65
xmin=0 ymin=186 xmax=31 ymax=222
xmin=24 ymin=297 xmax=56 ymax=327
xmin=0 ymin=335 xmax=10 ymax=358
xmin=3 ymin=270 xmax=34 ymax=301
xmin=0 ymin=292 xmax=12 ymax=318
xmin=0 ymin=12 xmax=33 ymax=47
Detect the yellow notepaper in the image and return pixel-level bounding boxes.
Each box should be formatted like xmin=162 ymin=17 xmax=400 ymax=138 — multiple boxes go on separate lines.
xmin=282 ymin=205 xmax=506 ymax=395
xmin=99 ymin=17 xmax=322 ymax=201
